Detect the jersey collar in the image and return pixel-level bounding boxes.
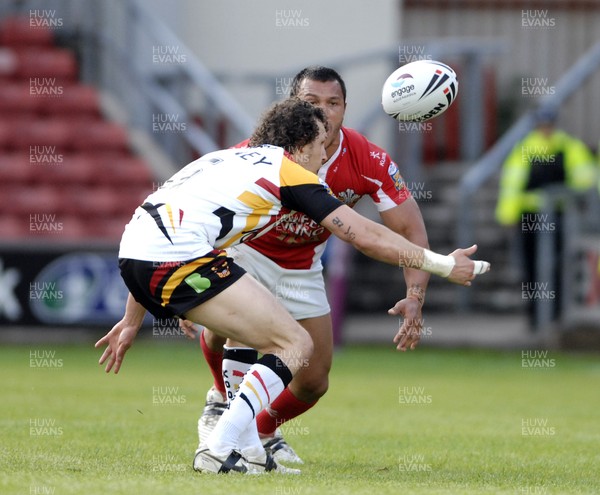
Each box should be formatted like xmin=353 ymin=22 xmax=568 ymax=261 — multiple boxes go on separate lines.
xmin=318 ymin=129 xmax=344 ymax=181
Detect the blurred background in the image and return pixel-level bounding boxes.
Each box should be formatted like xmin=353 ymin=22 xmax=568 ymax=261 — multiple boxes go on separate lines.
xmin=1 ymin=0 xmax=599 ymax=349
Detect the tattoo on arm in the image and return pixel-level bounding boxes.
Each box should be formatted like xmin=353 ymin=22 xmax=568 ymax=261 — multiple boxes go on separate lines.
xmin=407 ymin=284 xmax=425 ymax=305
xmin=332 ymin=216 xmax=344 ymax=227
xmin=332 ymin=216 xmax=355 ymax=240
xmin=344 ymin=226 xmax=356 ymax=241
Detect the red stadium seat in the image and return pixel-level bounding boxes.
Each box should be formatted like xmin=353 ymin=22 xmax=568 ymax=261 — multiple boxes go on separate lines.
xmin=3 ymin=184 xmax=65 ymax=215
xmin=118 ymin=187 xmax=149 ymax=215
xmin=37 ymin=153 xmax=96 ymax=185
xmin=66 ymin=186 xmax=124 ymax=217
xmin=13 ymin=117 xmax=73 ymax=151
xmin=84 ymin=217 xmax=129 ymax=241
xmin=92 ymin=154 xmax=155 ymax=186
xmin=0 ymin=82 xmax=44 ymax=115
xmin=45 ymin=214 xmax=89 ymax=240
xmin=0 ymin=151 xmax=36 ymax=184
xmin=41 ymin=84 xmax=102 ymax=118
xmin=12 ymin=212 xmax=89 ymax=241
xmin=0 ymin=118 xmax=16 ymax=149
xmin=71 ymin=120 xmax=130 ymax=152
xmin=15 ymin=48 xmax=78 ymax=82
xmin=0 ymin=24 xmax=156 ymax=242
xmin=0 ymin=17 xmax=54 ymax=47
xmin=0 ymin=214 xmax=29 ymax=239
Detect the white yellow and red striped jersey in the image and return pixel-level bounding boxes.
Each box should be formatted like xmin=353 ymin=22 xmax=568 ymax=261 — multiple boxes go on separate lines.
xmin=242 ymin=127 xmax=411 ymax=269
xmin=118 ymin=146 xmax=342 ymax=262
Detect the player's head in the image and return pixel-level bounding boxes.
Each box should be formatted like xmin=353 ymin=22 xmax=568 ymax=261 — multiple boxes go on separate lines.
xmin=290 ymin=66 xmax=347 ymax=149
xmin=291 ymin=66 xmax=347 ymax=102
xmin=249 ymin=98 xmax=328 ymax=173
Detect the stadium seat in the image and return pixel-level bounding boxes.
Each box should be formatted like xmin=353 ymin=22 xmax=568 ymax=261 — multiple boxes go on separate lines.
xmin=0 ymin=214 xmax=29 ymax=239
xmin=3 ymin=184 xmax=65 ymax=215
xmin=66 ymin=186 xmax=124 ymax=217
xmin=38 ymin=153 xmax=96 ymax=185
xmin=44 ymin=214 xmax=89 ymax=240
xmin=41 ymin=84 xmax=101 ymax=118
xmin=118 ymin=187 xmax=149 ymax=215
xmin=92 ymin=154 xmax=155 ymax=186
xmin=85 ymin=217 xmax=129 ymax=241
xmin=0 ymin=118 xmax=17 ymax=149
xmin=0 ymin=16 xmax=54 ymax=47
xmin=0 ymin=211 xmax=90 ymax=241
xmin=0 ymin=17 xmax=156 ymax=243
xmin=12 ymin=117 xmax=72 ymax=151
xmin=0 ymin=82 xmax=44 ymax=115
xmin=0 ymin=151 xmax=36 ymax=184
xmin=71 ymin=120 xmax=130 ymax=152
xmin=15 ymin=48 xmax=78 ymax=82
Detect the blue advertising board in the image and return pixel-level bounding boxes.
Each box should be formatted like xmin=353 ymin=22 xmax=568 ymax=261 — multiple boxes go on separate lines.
xmin=0 ymin=246 xmax=132 ymax=326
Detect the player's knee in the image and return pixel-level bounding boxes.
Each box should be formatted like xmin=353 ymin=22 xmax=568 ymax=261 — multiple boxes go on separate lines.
xmin=296 ymin=374 xmax=329 ymax=401
xmin=295 ymin=358 xmax=331 ymax=400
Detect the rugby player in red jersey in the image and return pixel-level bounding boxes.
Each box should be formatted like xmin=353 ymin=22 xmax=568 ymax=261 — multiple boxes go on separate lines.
xmin=99 ymin=98 xmax=489 ymax=474
xmin=190 ymin=67 xmax=450 ymax=463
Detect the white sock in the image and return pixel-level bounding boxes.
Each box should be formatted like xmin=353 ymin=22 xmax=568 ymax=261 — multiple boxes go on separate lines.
xmin=222 ymin=346 xmax=257 ymax=403
xmin=207 ymin=354 xmax=292 ymax=456
xmin=221 ymin=347 xmax=263 ymax=456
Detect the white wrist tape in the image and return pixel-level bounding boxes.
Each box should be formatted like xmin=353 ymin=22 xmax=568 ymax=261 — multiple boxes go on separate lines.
xmin=472 ymin=260 xmax=490 ymax=275
xmin=422 ymin=249 xmax=455 ymax=278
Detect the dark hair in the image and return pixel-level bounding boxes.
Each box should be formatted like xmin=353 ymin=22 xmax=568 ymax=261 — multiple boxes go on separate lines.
xmin=249 ymin=98 xmax=328 ymax=152
xmin=290 ymin=66 xmax=347 ymax=102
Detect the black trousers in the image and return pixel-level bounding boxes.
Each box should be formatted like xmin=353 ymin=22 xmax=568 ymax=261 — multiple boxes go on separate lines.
xmin=520 ymin=212 xmax=563 ymax=328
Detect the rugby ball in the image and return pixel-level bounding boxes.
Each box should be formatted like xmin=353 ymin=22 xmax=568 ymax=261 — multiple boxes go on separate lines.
xmin=381 ymin=60 xmax=458 ymax=122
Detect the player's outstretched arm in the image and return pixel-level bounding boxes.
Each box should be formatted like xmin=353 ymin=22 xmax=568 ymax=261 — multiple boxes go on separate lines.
xmin=380 ymin=198 xmax=430 ymax=351
xmin=95 ymin=293 xmax=146 ymax=374
xmin=320 ymin=205 xmax=490 ymax=286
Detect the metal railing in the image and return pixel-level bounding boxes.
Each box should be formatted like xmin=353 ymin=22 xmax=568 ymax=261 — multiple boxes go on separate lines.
xmin=218 ymin=38 xmax=506 ymax=184
xmin=455 ymin=40 xmax=600 ymax=310
xmin=533 ymin=186 xmax=600 ymax=334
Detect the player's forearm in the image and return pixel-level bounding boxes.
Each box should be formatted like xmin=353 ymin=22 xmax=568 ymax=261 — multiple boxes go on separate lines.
xmin=357 ymin=221 xmax=423 ymax=268
xmin=322 ymin=206 xmax=453 ymax=276
xmin=404 ymin=229 xmax=431 ymax=304
xmin=380 ymin=198 xmax=431 ymax=294
xmin=123 ymin=293 xmax=147 ymax=330
xmin=356 ymin=222 xmax=456 ymax=276
xmin=398 ymin=222 xmax=431 ymax=297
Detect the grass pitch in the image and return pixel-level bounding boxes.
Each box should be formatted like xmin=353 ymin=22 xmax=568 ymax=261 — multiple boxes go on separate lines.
xmin=0 ymin=338 xmax=598 ymax=494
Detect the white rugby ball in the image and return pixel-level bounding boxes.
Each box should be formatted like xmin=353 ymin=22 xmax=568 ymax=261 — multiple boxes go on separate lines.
xmin=381 ymin=60 xmax=458 ymax=122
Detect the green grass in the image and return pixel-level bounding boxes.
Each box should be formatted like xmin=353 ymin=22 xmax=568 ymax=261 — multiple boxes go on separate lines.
xmin=1 ymin=340 xmax=599 ymax=494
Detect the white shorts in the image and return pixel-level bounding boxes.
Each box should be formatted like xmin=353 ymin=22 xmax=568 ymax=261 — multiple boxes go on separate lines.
xmin=226 ymin=243 xmax=330 ymax=320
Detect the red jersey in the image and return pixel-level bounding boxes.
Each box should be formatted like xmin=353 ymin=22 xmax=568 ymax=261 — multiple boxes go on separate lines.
xmin=236 ymin=127 xmax=410 ymax=269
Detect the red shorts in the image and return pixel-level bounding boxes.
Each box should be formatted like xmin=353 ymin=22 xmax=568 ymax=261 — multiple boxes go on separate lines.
xmin=119 ymin=250 xmax=246 ymax=320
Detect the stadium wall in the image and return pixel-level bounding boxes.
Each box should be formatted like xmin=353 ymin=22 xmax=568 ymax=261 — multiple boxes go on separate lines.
xmin=137 ymin=1 xmax=600 ymax=154
xmin=140 ymin=0 xmax=401 ymax=147
xmin=402 ymin=0 xmax=600 ymax=148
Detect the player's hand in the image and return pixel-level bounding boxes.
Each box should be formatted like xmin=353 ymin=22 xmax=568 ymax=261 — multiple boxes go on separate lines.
xmin=95 ymin=320 xmax=140 ymax=374
xmin=447 ymin=244 xmax=490 ymax=286
xmin=179 ymin=319 xmax=202 ymax=340
xmin=389 ymin=297 xmax=423 ymax=351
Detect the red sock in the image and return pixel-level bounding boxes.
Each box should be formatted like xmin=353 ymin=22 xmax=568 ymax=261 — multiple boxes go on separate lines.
xmin=256 ymin=388 xmax=317 ymax=437
xmin=199 ymin=330 xmax=225 ymax=395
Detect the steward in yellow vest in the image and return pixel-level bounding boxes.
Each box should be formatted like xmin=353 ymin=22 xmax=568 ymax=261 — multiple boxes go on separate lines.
xmin=496 ymin=109 xmax=596 ymax=226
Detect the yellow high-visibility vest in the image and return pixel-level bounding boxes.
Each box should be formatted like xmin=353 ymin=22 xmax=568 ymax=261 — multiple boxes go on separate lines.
xmin=496 ymin=129 xmax=596 ymax=226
